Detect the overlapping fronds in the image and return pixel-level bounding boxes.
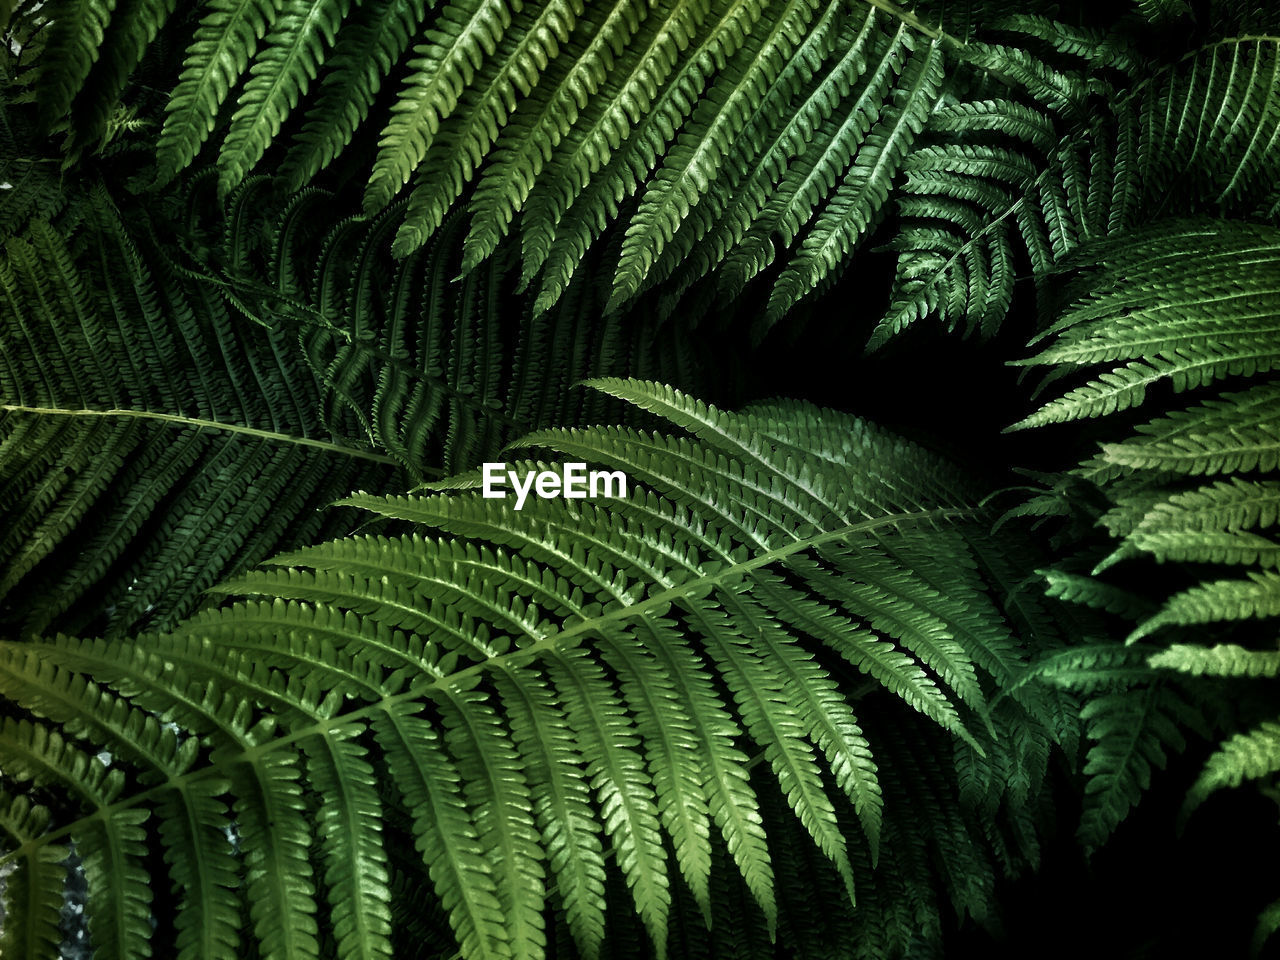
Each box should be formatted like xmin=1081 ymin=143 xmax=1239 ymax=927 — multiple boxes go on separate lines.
xmin=873 ymin=26 xmax=1280 ymax=347
xmin=8 ymin=0 xmax=1075 ymax=331
xmin=18 ymin=0 xmax=1280 ymax=341
xmin=0 ymin=186 xmax=398 ymax=638
xmin=190 ymin=176 xmax=699 ymax=478
xmin=1017 ymin=644 xmax=1204 ymax=850
xmin=1013 ymin=217 xmax=1280 ymax=951
xmin=0 ymin=381 xmax=1072 ymax=960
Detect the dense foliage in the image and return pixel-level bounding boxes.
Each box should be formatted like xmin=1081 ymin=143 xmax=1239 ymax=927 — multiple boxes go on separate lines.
xmin=1 ymin=0 xmax=1277 ymax=958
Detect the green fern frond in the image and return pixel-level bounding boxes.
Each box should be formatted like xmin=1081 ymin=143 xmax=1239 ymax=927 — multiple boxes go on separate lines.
xmin=1099 ymin=383 xmax=1280 ymax=476
xmin=1150 ymin=642 xmax=1280 ymax=678
xmin=1134 ymin=0 xmax=1191 ymax=24
xmin=1076 ymin=683 xmax=1196 ymax=851
xmin=364 ymin=0 xmax=527 ymax=214
xmin=154 ymin=0 xmax=280 ymax=183
xmin=1129 ymin=572 xmax=1280 ymax=641
xmin=608 ymin=0 xmax=830 ymax=313
xmin=1186 ymin=721 xmax=1280 ymax=813
xmin=1121 ymin=479 xmax=1280 ymax=568
xmin=278 ymin=0 xmax=430 ymax=188
xmin=1018 ymin=205 xmax=1280 ymax=930
xmin=216 ymin=0 xmax=353 ymax=195
xmin=1011 ymin=219 xmax=1280 ymax=430
xmin=765 ymin=39 xmax=942 ymax=326
xmin=204 ymin=185 xmax=699 ymax=477
xmin=1041 ymin=569 xmax=1154 ymax=620
xmin=0 ymin=189 xmax=398 ymax=636
xmin=0 ymin=791 xmax=65 ymax=960
xmin=0 ymin=382 xmax=1071 ymax=960
xmin=1018 ymin=643 xmax=1157 ymax=695
xmin=875 ymin=31 xmax=1280 ymax=347
xmin=24 ymin=0 xmax=1141 ymax=327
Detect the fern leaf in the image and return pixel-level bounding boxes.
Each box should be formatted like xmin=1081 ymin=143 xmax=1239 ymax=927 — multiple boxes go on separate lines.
xmin=716 ymin=21 xmax=912 ymax=303
xmin=35 ymin=0 xmax=117 ymax=130
xmin=154 ymin=0 xmax=281 ymax=182
xmin=0 ymin=793 xmax=65 ymax=960
xmin=491 ymin=668 xmax=608 ymax=959
xmin=608 ymin=0 xmax=826 ymax=311
xmin=371 ymin=701 xmax=511 ymax=960
xmin=1012 ymin=220 xmax=1280 ymax=430
xmin=0 ymin=382 xmax=1072 ymax=959
xmin=0 ymin=196 xmax=397 ymax=635
xmin=217 ymin=0 xmax=352 ymax=195
xmin=1150 ymin=643 xmax=1280 ymax=678
xmin=1077 ymin=685 xmax=1190 ymax=851
xmin=365 ymin=0 xmax=517 ymax=214
xmin=656 ymin=5 xmax=878 ymax=307
xmin=301 ymin=724 xmax=394 ymax=960
xmin=66 ymin=0 xmax=178 ymax=154
xmin=1134 ymin=0 xmax=1190 ymax=23
xmin=1041 ymin=569 xmax=1153 ymax=620
xmin=1100 ymin=383 xmax=1280 ymax=476
xmin=230 ymin=752 xmax=322 ymax=960
xmin=1129 ymin=571 xmax=1280 ymax=641
xmin=435 ymin=682 xmax=548 ymax=960
xmin=79 ymin=808 xmax=155 ymax=960
xmin=390 ymin=0 xmax=582 ymax=257
xmin=766 ymin=39 xmax=942 ymax=325
xmin=1186 ymin=721 xmax=1280 ymax=814
xmin=461 ymin=0 xmax=649 ymax=269
xmin=280 ymin=0 xmax=430 ymax=188
xmin=1123 ymin=479 xmax=1280 ymax=568
xmin=526 ymin=0 xmax=767 ymax=313
xmin=156 ymin=779 xmax=243 ymax=960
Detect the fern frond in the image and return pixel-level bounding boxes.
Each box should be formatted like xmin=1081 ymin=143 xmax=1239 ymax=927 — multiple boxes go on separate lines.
xmin=607 ymin=0 xmax=829 ymax=313
xmin=1129 ymin=571 xmax=1280 ymax=641
xmin=1150 ymin=642 xmax=1280 ymax=678
xmin=876 ymin=32 xmax=1280 ymax=346
xmin=1020 ymin=207 xmax=1280 ymax=914
xmin=1134 ymin=0 xmax=1191 ymax=24
xmin=364 ymin=0 xmax=524 ymax=214
xmin=0 ymin=382 xmax=1071 ymax=960
xmin=210 ymin=191 xmax=697 ymax=477
xmin=765 ymin=39 xmax=943 ymax=326
xmin=154 ymin=0 xmax=280 ymax=182
xmin=216 ymin=0 xmax=352 ymax=195
xmin=1186 ymin=722 xmax=1280 ymax=813
xmin=1077 ymin=684 xmax=1194 ymax=851
xmin=1100 ymin=383 xmax=1280 ymax=476
xmin=0 ymin=792 xmax=65 ymax=960
xmin=1041 ymin=569 xmax=1154 ymax=620
xmin=279 ymin=0 xmax=430 ymax=188
xmin=0 ymin=191 xmax=398 ymax=636
xmin=1011 ymin=219 xmax=1280 ymax=430
xmin=1121 ymin=479 xmax=1280 ymax=568
xmin=385 ymin=0 xmax=583 ymax=254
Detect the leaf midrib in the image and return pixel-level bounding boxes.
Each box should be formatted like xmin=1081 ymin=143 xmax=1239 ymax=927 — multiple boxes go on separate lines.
xmin=0 ymin=403 xmax=398 ymax=465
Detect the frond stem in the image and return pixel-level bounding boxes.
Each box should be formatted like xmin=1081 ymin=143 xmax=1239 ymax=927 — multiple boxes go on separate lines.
xmin=0 ymin=404 xmax=400 ymax=466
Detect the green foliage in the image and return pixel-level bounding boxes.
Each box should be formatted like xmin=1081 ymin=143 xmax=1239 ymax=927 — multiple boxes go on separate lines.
xmin=875 ymin=26 xmax=1280 ymax=345
xmin=1015 ymin=217 xmax=1280 ymax=951
xmin=7 ymin=0 xmax=1280 ymax=956
xmin=0 ymin=63 xmax=696 ymax=637
xmin=19 ymin=0 xmax=946 ymax=321
xmin=0 ymin=186 xmax=398 ymax=638
xmin=1013 ymin=218 xmax=1280 ymax=636
xmin=186 ymin=176 xmax=699 ymax=479
xmin=0 ymin=381 xmax=1072 ymax=959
